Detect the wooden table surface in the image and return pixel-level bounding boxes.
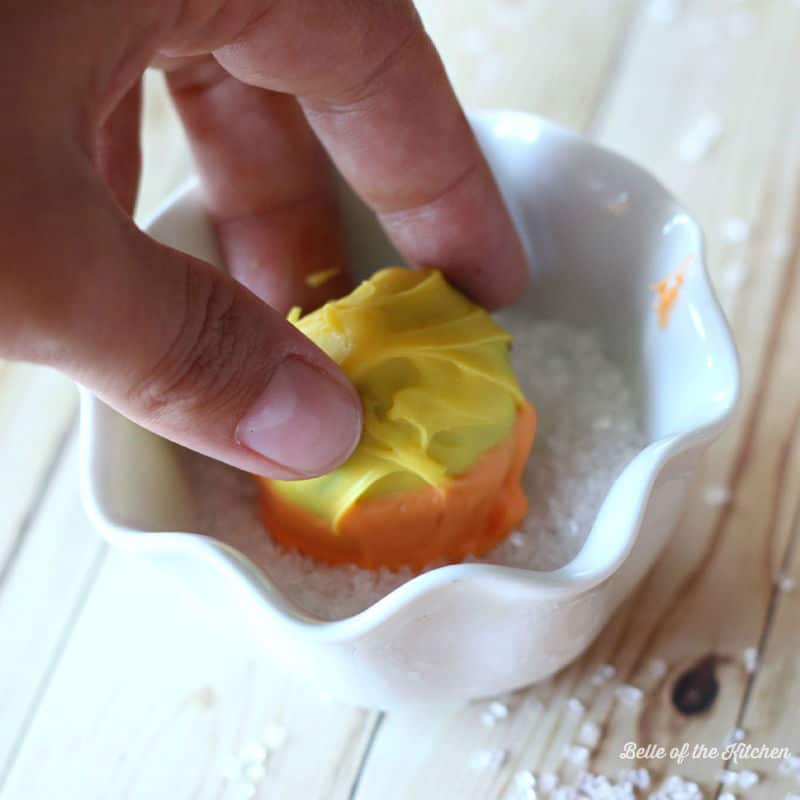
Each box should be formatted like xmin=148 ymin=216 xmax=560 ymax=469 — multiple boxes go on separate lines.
xmin=2 ymin=2 xmax=799 ymax=798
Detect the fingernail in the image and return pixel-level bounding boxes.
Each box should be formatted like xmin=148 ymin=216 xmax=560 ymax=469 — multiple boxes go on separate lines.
xmin=236 ymin=357 xmax=361 ymax=477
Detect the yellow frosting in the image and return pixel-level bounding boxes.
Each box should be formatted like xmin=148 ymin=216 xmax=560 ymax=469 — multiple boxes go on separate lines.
xmin=270 ymin=268 xmax=527 ymax=529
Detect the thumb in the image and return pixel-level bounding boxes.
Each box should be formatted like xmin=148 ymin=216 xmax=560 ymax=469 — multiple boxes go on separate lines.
xmin=8 ymin=170 xmax=362 ymax=480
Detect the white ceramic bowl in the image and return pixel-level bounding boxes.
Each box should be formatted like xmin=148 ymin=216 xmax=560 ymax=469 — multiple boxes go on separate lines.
xmin=80 ymin=111 xmax=740 ymax=709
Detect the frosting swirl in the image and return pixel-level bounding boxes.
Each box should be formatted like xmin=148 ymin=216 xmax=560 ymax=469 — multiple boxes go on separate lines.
xmin=272 ymin=268 xmax=527 ymax=529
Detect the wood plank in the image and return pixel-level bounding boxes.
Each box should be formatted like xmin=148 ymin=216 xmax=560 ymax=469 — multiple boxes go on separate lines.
xmin=0 ymin=543 xmax=379 ymax=800
xmin=415 ymin=0 xmax=640 ymax=126
xmin=709 ymin=244 xmax=800 ymax=798
xmin=0 ymin=437 xmax=105 ymax=783
xmin=0 ymin=363 xmax=77 ymax=571
xmin=732 ymin=497 xmax=800 ymax=799
xmin=354 ymin=1 xmax=800 ymax=797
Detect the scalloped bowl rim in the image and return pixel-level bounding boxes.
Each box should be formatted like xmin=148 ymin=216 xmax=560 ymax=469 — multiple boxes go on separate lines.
xmin=79 ymin=110 xmax=741 ymax=643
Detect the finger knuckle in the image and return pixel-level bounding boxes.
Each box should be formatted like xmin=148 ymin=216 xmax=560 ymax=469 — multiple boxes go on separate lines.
xmin=129 ymin=266 xmax=255 ymax=421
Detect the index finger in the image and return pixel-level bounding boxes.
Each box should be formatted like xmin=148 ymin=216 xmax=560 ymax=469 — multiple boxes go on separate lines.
xmin=209 ymin=0 xmax=528 ymax=309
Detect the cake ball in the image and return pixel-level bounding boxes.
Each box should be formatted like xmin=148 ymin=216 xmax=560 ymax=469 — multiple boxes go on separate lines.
xmin=257 ymin=267 xmax=536 ymax=571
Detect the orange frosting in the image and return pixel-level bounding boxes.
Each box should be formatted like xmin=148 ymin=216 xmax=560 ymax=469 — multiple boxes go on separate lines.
xmin=258 ymin=403 xmax=536 ymax=571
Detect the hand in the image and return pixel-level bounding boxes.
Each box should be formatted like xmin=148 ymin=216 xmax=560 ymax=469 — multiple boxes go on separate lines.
xmin=1 ymin=0 xmax=528 ymax=479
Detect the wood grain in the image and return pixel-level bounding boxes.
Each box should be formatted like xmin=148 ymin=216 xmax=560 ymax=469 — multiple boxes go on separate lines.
xmin=416 ymin=0 xmax=640 ymax=125
xmin=0 ymin=537 xmax=380 ymax=800
xmin=0 ymin=438 xmax=105 ymax=784
xmin=0 ymin=365 xmax=76 ymax=572
xmin=1 ymin=2 xmax=799 ymax=799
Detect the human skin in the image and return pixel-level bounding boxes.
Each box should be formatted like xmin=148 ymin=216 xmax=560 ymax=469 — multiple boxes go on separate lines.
xmin=0 ymin=0 xmax=528 ymax=480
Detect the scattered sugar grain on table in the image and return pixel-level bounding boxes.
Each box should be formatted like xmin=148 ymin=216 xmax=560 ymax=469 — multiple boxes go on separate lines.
xmin=566 ymin=697 xmax=585 ymax=715
xmin=577 ymin=720 xmax=601 ymax=750
xmin=780 ymin=753 xmax=800 ymax=775
xmin=718 ymin=260 xmax=749 ymax=294
xmin=563 ymin=744 xmax=590 ymax=766
xmin=777 ymin=572 xmax=796 ymax=592
xmin=181 ymin=320 xmax=644 ymax=621
xmin=677 ymin=112 xmax=724 ymax=162
xmin=721 ymin=217 xmax=751 ymax=244
xmin=703 ymin=484 xmax=732 ymax=507
xmin=469 ymin=748 xmax=507 ymax=771
xmin=606 ymin=191 xmax=631 ymax=217
xmin=591 ymin=664 xmax=617 ymax=686
xmin=615 ymin=684 xmax=644 ymax=707
xmin=743 ymin=646 xmax=759 ymax=673
xmin=723 ymin=726 xmax=746 ymax=745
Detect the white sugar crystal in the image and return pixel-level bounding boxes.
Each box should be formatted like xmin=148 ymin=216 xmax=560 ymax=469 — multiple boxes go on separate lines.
xmin=539 ymin=771 xmax=559 ymax=793
xmin=635 ymin=767 xmax=652 ymax=789
xmin=615 ymin=684 xmax=644 ymax=706
xmin=180 ymin=320 xmax=645 ymax=620
xmin=480 ymin=710 xmax=497 ymax=727
xmin=652 ymin=775 xmax=702 ymax=799
xmin=721 ymin=217 xmax=751 ymax=244
xmin=719 ymin=262 xmax=749 ymax=293
xmin=704 ymin=485 xmax=733 ymax=507
xmin=777 ymin=573 xmax=796 ymax=592
xmin=743 ymin=647 xmax=758 ymax=673
xmin=262 ymin=722 xmax=287 ymax=750
xmin=551 ymin=787 xmax=579 ymax=800
xmin=607 ymin=191 xmax=631 ymax=217
xmin=576 ymin=773 xmax=612 ymax=796
xmin=239 ymin=743 xmax=267 ymax=764
xmin=780 ymin=753 xmax=800 ymax=774
xmin=509 ymin=531 xmax=526 ymax=548
xmin=563 ymin=744 xmax=590 ymax=765
xmin=724 ymin=727 xmax=746 ymax=744
xmin=220 ymin=756 xmax=243 ymax=781
xmin=575 ymin=771 xmax=639 ymax=799
xmin=732 ymin=727 xmax=746 ymax=742
xmin=578 ymin=721 xmax=601 ymax=749
xmin=566 ymin=697 xmax=585 ymax=715
xmin=515 ymin=769 xmax=537 ymax=788
xmin=489 ymin=700 xmax=510 ymax=719
xmin=243 ymin=763 xmax=266 ymax=783
xmin=738 ymin=769 xmax=759 ymax=789
xmin=591 ymin=664 xmax=617 ymax=685
xmin=224 ymin=782 xmax=257 ymax=800
xmin=677 ymin=113 xmax=724 ymax=162
xmin=719 ymin=769 xmax=738 ymax=786
xmin=470 ymin=748 xmax=507 ymax=771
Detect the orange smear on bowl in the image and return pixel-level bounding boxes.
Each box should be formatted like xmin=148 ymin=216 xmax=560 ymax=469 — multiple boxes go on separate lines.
xmin=652 ymin=255 xmax=693 ymax=329
xmin=258 ymin=403 xmax=536 ymax=572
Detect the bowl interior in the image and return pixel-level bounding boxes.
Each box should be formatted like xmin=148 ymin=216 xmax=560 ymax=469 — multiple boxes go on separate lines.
xmin=86 ymin=110 xmax=739 ymax=578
